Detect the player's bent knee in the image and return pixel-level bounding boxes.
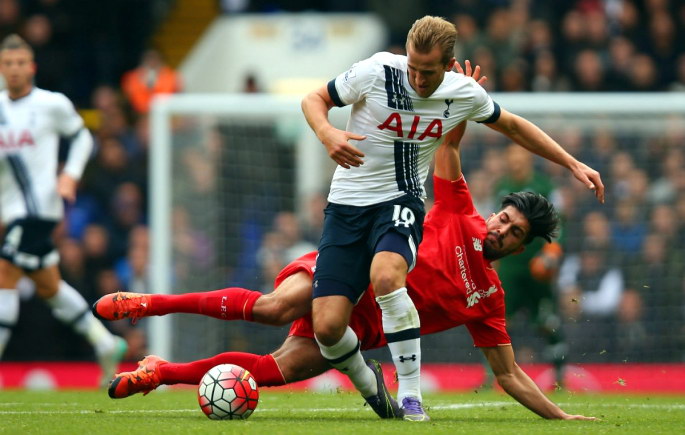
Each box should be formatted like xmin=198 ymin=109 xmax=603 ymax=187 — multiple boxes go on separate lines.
xmin=313 ymin=322 xmax=346 ymax=346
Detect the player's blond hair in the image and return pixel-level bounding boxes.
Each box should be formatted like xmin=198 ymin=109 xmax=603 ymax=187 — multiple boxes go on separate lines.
xmin=0 ymin=34 xmax=34 ymax=55
xmin=406 ymin=16 xmax=457 ymax=65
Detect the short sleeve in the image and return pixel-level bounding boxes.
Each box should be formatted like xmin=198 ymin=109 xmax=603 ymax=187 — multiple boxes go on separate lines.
xmin=432 ymin=175 xmax=478 ymax=216
xmin=465 ymin=314 xmax=511 ymax=347
xmin=467 ymin=83 xmax=501 ymax=124
xmin=53 ymin=93 xmax=84 ymax=137
xmin=327 ymin=55 xmax=379 ymax=107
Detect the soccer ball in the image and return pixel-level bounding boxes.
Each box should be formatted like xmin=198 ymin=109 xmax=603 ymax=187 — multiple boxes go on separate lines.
xmin=198 ymin=364 xmax=259 ymax=420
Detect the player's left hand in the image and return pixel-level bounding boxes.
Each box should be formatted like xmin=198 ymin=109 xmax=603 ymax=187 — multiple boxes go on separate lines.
xmin=57 ymin=173 xmax=78 ymax=203
xmin=454 ymin=60 xmax=488 ymax=86
xmin=569 ymin=162 xmax=605 ymax=204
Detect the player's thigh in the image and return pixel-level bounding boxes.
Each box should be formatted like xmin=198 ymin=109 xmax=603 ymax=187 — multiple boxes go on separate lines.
xmin=271 ymin=336 xmax=330 ymax=383
xmin=254 ymin=271 xmax=313 ymax=325
xmin=27 ymin=264 xmax=61 ymax=299
xmin=0 ymin=258 xmax=23 ymax=288
xmin=315 ymin=204 xmax=374 ymax=301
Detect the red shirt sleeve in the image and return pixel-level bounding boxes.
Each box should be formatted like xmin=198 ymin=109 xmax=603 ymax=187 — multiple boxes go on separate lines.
xmin=432 ymin=175 xmax=478 ymax=216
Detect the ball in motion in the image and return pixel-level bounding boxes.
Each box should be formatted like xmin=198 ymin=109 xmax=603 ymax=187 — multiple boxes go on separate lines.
xmin=198 ymin=364 xmax=259 ymax=420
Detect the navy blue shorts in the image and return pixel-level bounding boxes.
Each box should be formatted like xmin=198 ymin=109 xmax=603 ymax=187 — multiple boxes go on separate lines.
xmin=0 ymin=218 xmax=59 ymax=271
xmin=313 ymin=195 xmax=424 ymax=303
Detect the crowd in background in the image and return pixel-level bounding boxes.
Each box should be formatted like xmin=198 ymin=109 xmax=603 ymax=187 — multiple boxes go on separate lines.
xmin=1 ymin=0 xmax=684 ymax=364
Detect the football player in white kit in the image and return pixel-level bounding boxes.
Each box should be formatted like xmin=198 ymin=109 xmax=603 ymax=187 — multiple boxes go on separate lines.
xmin=302 ymin=16 xmax=604 ymax=421
xmin=0 ymin=35 xmax=126 ymax=386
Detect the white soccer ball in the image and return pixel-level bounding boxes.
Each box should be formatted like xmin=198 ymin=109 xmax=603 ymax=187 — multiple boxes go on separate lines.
xmin=197 ymin=364 xmax=259 ymax=420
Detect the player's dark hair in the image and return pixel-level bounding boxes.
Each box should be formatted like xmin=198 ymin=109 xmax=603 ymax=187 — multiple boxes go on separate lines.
xmin=0 ymin=34 xmax=33 ymax=55
xmin=406 ymin=16 xmax=458 ymax=65
xmin=501 ymin=192 xmax=559 ymax=244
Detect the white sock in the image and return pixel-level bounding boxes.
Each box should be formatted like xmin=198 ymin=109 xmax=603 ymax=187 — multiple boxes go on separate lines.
xmin=376 ymin=287 xmax=422 ymax=402
xmin=316 ymin=326 xmax=377 ymax=397
xmin=45 ymin=281 xmax=115 ymax=356
xmin=0 ymin=289 xmax=20 ymax=358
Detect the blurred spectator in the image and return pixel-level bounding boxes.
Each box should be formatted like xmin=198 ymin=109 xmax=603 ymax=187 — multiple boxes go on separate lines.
xmin=649 ymin=149 xmax=684 ymax=204
xmin=0 ymin=0 xmax=20 ymax=39
xmin=58 ymin=238 xmax=88 ymax=298
xmin=465 ymin=169 xmax=496 ymax=218
xmin=606 ymin=36 xmax=635 ymax=91
xmin=107 ymin=182 xmax=146 ymax=258
xmin=22 ymin=14 xmax=66 ymax=92
xmin=531 ymin=50 xmax=570 ymax=92
xmin=611 ymin=199 xmax=647 ymax=266
xmin=301 ymin=192 xmax=327 ymax=245
xmin=452 ymin=13 xmax=484 ymax=61
xmin=256 ymin=211 xmax=317 ymax=292
xmin=628 ymin=54 xmax=659 ymax=91
xmin=243 ymin=73 xmax=261 ymax=93
xmin=121 ymin=49 xmax=182 ymax=114
xmin=669 ymin=54 xmax=685 ymax=91
xmin=82 ymin=224 xmax=115 ymax=295
xmin=81 ymin=136 xmax=144 ymax=211
xmin=573 ymin=49 xmax=606 ymax=91
xmin=620 ymin=233 xmax=684 ymax=360
xmin=559 ymin=236 xmax=624 ymax=360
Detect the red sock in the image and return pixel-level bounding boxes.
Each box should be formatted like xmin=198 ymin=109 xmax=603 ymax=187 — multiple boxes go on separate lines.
xmin=149 ymin=288 xmax=261 ymax=321
xmin=158 ymin=352 xmax=286 ymax=387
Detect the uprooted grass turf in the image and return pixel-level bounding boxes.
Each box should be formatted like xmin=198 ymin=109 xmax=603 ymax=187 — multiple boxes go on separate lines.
xmin=1 ymin=389 xmax=684 ymax=434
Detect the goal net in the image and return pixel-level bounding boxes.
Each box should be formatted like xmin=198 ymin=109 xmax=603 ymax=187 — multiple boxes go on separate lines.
xmin=150 ymin=93 xmax=685 ymax=366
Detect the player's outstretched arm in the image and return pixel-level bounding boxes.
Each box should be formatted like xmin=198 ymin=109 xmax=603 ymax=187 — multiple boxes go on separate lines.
xmin=481 ymin=345 xmax=597 ymax=420
xmin=485 ymin=111 xmax=605 ymax=203
xmin=301 ymin=85 xmax=366 ymax=169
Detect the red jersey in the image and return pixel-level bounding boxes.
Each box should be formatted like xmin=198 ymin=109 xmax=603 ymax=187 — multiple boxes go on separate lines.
xmin=277 ymin=175 xmax=510 ymax=349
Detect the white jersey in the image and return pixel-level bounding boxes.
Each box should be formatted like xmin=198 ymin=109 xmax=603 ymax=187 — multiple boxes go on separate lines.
xmin=0 ymin=88 xmax=89 ymax=224
xmin=327 ymin=52 xmax=499 ymax=206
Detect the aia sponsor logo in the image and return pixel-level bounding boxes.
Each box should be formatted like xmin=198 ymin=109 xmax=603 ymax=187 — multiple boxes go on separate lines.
xmin=0 ymin=129 xmax=35 ymax=150
xmin=377 ymin=113 xmax=442 ymax=141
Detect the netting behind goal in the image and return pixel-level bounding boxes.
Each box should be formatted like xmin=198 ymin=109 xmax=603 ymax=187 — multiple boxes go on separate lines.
xmin=150 ymin=93 xmax=685 ymax=365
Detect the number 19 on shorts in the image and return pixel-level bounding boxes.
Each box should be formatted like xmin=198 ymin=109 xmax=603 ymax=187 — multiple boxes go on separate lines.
xmin=392 ymin=205 xmax=415 ymax=228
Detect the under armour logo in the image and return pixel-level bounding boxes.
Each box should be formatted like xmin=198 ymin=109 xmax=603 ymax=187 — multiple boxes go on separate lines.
xmin=443 ymin=99 xmax=453 ymax=118
xmin=398 ymin=354 xmax=417 ymax=363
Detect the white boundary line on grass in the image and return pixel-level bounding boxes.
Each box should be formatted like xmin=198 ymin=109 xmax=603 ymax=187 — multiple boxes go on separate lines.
xmin=1 ymin=402 xmax=685 ymax=415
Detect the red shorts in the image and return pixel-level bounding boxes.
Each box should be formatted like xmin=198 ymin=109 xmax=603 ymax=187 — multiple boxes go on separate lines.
xmin=275 ymin=252 xmax=510 ymax=349
xmin=275 ymin=252 xmax=386 ymax=350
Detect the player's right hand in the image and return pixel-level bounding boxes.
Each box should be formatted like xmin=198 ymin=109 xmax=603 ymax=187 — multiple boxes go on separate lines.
xmin=320 ymin=126 xmax=366 ymax=169
xmin=454 ymin=60 xmax=488 ymax=86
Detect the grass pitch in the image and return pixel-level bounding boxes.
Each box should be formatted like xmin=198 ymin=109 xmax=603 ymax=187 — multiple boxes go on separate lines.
xmin=1 ymin=389 xmax=684 ymax=434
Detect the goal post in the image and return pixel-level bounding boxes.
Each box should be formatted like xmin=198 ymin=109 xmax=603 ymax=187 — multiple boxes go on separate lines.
xmin=149 ymin=93 xmax=685 ymax=364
